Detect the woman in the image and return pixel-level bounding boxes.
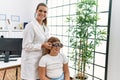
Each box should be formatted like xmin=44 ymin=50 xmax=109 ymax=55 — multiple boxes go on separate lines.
xmin=39 ymin=37 xmax=70 ymax=80
xmin=21 ymin=3 xmax=51 ymax=80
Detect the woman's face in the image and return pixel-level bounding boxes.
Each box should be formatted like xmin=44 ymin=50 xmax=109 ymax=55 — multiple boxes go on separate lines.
xmin=36 ymin=5 xmax=48 ymax=21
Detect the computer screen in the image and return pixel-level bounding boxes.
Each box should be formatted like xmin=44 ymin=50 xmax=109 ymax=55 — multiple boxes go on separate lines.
xmin=0 ymin=38 xmax=22 ymax=62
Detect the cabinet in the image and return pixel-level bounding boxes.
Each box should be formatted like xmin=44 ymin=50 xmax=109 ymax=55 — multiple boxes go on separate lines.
xmin=0 ymin=58 xmax=21 ymax=80
xmin=0 ymin=65 xmax=21 ymax=80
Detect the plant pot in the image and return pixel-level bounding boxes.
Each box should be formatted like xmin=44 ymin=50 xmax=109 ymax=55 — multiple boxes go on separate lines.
xmin=73 ymin=73 xmax=88 ymax=80
xmin=70 ymin=77 xmax=74 ymax=80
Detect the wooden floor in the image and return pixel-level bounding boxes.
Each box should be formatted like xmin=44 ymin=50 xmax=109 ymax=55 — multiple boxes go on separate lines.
xmin=0 ymin=66 xmax=21 ymax=80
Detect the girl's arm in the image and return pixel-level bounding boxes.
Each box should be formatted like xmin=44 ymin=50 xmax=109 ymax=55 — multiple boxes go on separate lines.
xmin=38 ymin=66 xmax=50 ymax=80
xmin=63 ymin=63 xmax=70 ymax=80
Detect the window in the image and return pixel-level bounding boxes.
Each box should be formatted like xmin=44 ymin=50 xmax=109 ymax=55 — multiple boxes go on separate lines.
xmin=47 ymin=0 xmax=111 ymax=80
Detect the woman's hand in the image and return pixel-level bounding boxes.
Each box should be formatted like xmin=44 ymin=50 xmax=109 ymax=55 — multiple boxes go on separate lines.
xmin=41 ymin=42 xmax=52 ymax=49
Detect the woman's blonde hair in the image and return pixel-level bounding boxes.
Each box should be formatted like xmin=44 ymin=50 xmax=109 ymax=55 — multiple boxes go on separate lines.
xmin=36 ymin=3 xmax=48 ymax=26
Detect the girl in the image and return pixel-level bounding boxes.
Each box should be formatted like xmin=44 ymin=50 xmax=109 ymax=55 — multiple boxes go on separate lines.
xmin=39 ymin=37 xmax=70 ymax=80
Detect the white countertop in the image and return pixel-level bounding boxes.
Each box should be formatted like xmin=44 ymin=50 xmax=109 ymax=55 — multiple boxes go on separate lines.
xmin=0 ymin=58 xmax=21 ymax=69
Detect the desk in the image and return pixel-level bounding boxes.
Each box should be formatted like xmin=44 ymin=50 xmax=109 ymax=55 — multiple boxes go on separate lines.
xmin=0 ymin=58 xmax=21 ymax=80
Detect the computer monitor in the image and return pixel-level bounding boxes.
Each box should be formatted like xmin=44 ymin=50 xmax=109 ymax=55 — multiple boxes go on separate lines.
xmin=0 ymin=38 xmax=22 ymax=62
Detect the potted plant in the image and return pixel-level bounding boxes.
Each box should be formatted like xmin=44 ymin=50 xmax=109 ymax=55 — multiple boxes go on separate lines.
xmin=66 ymin=0 xmax=106 ymax=79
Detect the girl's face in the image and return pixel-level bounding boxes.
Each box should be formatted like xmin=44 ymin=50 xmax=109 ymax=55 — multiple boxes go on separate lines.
xmin=36 ymin=6 xmax=48 ymax=21
xmin=50 ymin=42 xmax=63 ymax=56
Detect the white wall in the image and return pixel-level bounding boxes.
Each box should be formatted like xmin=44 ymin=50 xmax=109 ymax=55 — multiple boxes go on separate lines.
xmin=107 ymin=0 xmax=120 ymax=80
xmin=0 ymin=0 xmax=46 ymax=22
xmin=0 ymin=0 xmax=46 ymax=38
xmin=0 ymin=0 xmax=32 ymax=22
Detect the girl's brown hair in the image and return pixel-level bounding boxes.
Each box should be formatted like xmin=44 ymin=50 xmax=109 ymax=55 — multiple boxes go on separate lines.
xmin=36 ymin=3 xmax=48 ymax=26
xmin=42 ymin=37 xmax=61 ymax=55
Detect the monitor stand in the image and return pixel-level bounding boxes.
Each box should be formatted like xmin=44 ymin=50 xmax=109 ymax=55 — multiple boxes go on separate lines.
xmin=0 ymin=51 xmax=17 ymax=62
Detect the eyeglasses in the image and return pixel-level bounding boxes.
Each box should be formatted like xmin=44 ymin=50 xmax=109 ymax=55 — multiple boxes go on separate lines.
xmin=39 ymin=10 xmax=47 ymax=13
xmin=52 ymin=43 xmax=63 ymax=47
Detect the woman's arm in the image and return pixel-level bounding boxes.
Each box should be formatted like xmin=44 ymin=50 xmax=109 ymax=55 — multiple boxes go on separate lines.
xmin=38 ymin=66 xmax=50 ymax=80
xmin=63 ymin=63 xmax=70 ymax=80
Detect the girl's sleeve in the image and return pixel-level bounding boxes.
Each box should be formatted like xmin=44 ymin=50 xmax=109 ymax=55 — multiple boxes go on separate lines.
xmin=39 ymin=56 xmax=46 ymax=67
xmin=61 ymin=53 xmax=69 ymax=64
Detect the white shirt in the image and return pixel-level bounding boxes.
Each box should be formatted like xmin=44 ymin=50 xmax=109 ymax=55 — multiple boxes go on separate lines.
xmin=39 ymin=53 xmax=68 ymax=78
xmin=21 ymin=19 xmax=49 ymax=80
